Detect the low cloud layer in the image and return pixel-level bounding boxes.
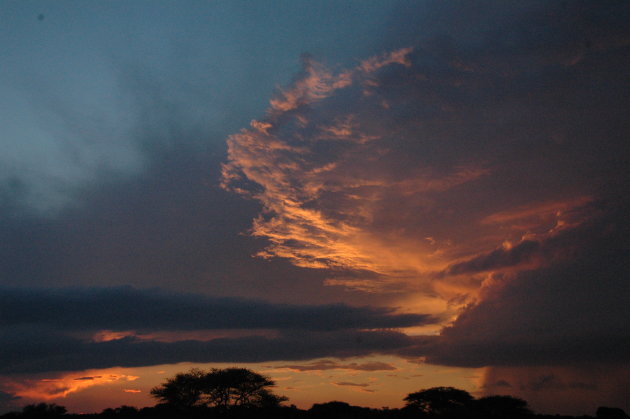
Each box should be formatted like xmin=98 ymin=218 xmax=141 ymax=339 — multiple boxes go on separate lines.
xmin=0 ymin=328 xmax=415 ymax=375
xmin=0 ymin=286 xmax=431 ymax=375
xmin=0 ymin=286 xmax=431 ymax=332
xmin=275 ymin=360 xmax=396 ymax=372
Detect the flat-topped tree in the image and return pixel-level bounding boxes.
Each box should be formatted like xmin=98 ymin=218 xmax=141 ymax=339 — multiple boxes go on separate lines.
xmin=150 ymin=368 xmax=286 ymax=410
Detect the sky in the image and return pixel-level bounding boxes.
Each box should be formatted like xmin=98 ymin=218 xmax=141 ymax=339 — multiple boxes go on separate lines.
xmin=1 ymin=0 xmax=629 ymax=415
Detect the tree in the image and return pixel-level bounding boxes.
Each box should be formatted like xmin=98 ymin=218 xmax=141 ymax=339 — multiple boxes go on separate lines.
xmin=150 ymin=368 xmax=286 ymax=410
xmin=596 ymin=407 xmax=630 ymax=419
xmin=475 ymin=395 xmax=532 ymax=418
xmin=100 ymin=405 xmax=140 ymax=417
xmin=21 ymin=403 xmax=67 ymax=417
xmin=150 ymin=368 xmax=206 ymax=409
xmin=404 ymin=387 xmax=473 ymax=416
xmin=202 ymin=368 xmax=286 ymax=409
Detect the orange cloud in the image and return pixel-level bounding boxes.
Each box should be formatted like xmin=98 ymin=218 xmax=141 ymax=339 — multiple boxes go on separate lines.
xmin=221 ymin=45 xmax=602 ymax=314
xmin=4 ymin=371 xmax=139 ymax=401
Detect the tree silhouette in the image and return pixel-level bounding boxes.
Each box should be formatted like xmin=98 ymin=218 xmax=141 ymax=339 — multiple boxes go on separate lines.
xmin=100 ymin=405 xmax=140 ymax=417
xmin=404 ymin=387 xmax=473 ymax=416
xmin=475 ymin=395 xmax=532 ymax=418
xmin=202 ymin=368 xmax=286 ymax=409
xmin=150 ymin=368 xmax=286 ymax=410
xmin=21 ymin=403 xmax=67 ymax=417
xmin=596 ymin=406 xmax=630 ymax=419
xmin=150 ymin=368 xmax=206 ymax=409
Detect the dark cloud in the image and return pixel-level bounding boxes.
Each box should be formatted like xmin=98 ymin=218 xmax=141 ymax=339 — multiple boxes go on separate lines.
xmin=0 ymin=329 xmax=414 ymax=375
xmin=479 ymin=365 xmax=630 ymax=415
xmin=0 ymin=286 xmax=428 ymax=375
xmin=333 ymin=381 xmax=370 ymax=388
xmin=400 ymin=202 xmax=630 ymax=368
xmin=443 ymin=240 xmax=541 ymax=276
xmin=0 ymin=286 xmax=432 ymax=332
xmin=0 ymin=390 xmax=21 ymax=414
xmin=275 ymin=359 xmax=396 ymax=372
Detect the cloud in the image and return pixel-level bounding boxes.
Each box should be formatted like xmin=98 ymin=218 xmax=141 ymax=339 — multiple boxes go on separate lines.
xmin=0 ymin=390 xmax=21 ymax=413
xmin=479 ymin=365 xmax=630 ymax=416
xmin=0 ymin=286 xmax=432 ymax=332
xmin=410 ymin=204 xmax=630 ymax=368
xmin=218 ymin=8 xmax=630 ymax=406
xmin=0 ymin=329 xmax=416 ymax=375
xmin=275 ymin=359 xmax=396 ymax=372
xmin=333 ymin=381 xmax=370 ymax=388
xmin=0 ymin=286 xmax=433 ymax=375
xmin=221 ymin=0 xmax=630 ymax=304
xmin=2 ymin=3 xmax=630 ymax=415
xmin=3 ymin=372 xmax=138 ymax=402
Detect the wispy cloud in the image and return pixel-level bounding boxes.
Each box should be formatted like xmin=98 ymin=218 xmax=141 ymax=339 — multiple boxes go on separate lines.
xmin=275 ymin=360 xmax=396 ymax=372
xmin=4 ymin=372 xmax=138 ymax=401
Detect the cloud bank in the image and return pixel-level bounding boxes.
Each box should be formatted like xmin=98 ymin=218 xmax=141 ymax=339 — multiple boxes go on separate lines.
xmin=0 ymin=286 xmax=431 ymax=375
xmin=0 ymin=286 xmax=431 ymax=332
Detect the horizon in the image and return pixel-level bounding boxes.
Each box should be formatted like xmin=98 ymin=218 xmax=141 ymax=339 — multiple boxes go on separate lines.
xmin=1 ymin=1 xmax=629 ymax=416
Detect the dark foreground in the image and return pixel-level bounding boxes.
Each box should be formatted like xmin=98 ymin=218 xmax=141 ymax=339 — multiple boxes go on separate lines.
xmin=2 ymin=402 xmax=628 ymax=419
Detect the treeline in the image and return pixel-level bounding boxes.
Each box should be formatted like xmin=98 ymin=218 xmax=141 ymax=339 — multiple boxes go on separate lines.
xmin=1 ymin=368 xmax=627 ymax=419
xmin=2 ymin=400 xmax=628 ymax=419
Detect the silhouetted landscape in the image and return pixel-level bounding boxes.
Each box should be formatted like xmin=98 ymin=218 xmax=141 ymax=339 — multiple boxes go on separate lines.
xmin=1 ymin=369 xmax=627 ymax=419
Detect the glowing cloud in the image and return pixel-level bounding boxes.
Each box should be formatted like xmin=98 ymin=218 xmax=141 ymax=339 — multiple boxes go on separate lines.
xmin=221 ymin=43 xmax=603 ymax=308
xmin=4 ymin=371 xmax=139 ymax=401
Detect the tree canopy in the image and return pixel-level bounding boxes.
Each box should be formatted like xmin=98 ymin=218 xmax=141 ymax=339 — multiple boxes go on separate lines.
xmin=150 ymin=368 xmax=286 ymax=410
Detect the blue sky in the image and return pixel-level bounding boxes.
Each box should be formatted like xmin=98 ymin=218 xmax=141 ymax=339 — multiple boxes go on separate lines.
xmin=1 ymin=1 xmax=392 ymax=214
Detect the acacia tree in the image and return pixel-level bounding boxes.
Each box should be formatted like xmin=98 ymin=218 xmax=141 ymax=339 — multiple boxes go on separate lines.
xmin=150 ymin=368 xmax=286 ymax=410
xmin=203 ymin=368 xmax=286 ymax=408
xmin=150 ymin=368 xmax=206 ymax=409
